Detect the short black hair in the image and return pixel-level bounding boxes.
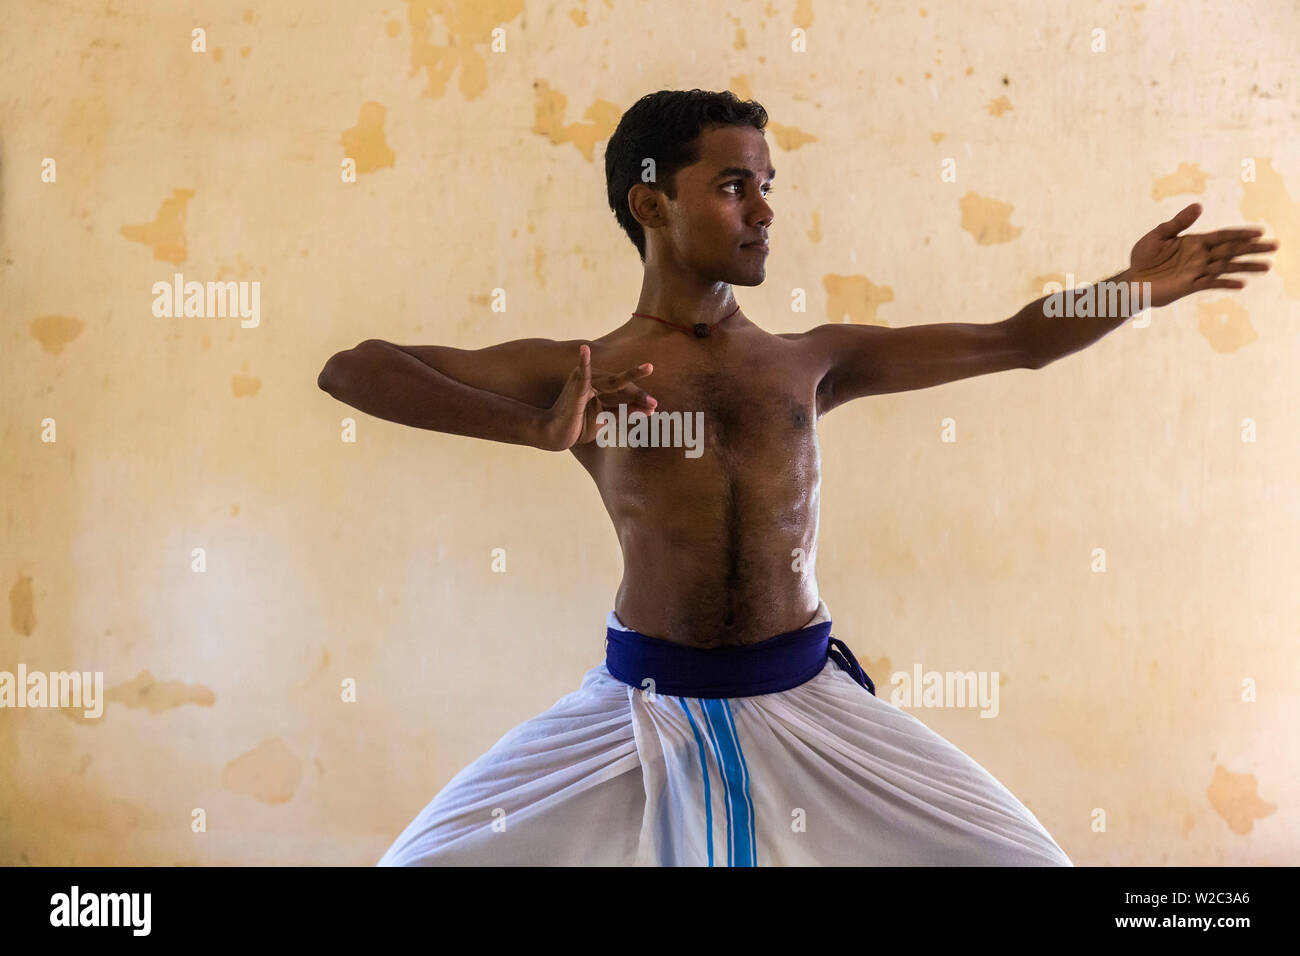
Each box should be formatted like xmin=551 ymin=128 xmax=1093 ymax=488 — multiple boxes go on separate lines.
xmin=604 ymin=89 xmax=769 ymax=262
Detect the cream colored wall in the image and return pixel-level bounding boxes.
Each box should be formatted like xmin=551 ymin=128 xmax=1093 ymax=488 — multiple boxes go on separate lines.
xmin=2 ymin=0 xmax=1296 ymax=865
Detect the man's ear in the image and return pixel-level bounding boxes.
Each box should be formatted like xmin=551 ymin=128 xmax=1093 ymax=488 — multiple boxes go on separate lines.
xmin=627 ymin=183 xmax=666 ymax=231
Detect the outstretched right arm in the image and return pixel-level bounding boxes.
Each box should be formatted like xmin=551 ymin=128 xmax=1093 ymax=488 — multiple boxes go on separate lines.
xmin=317 ymin=338 xmax=655 ymax=451
xmin=317 ymin=338 xmax=569 ymax=448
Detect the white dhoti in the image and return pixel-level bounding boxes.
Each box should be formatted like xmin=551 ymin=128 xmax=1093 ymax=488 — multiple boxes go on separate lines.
xmin=377 ymin=601 xmax=1072 ymax=866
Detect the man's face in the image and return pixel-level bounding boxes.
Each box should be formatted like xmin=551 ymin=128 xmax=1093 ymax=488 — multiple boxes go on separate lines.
xmin=644 ymin=124 xmax=775 ymax=286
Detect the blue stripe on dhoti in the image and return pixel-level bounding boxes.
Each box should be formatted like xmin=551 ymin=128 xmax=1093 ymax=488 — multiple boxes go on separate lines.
xmin=676 ymin=697 xmax=715 ymax=867
xmin=605 ymin=612 xmax=877 ymax=865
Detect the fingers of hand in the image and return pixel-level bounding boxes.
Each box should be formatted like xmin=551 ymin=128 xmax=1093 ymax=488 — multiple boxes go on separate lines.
xmin=599 ymin=384 xmax=658 ymax=410
xmin=1205 ymin=259 xmax=1271 ymax=276
xmin=570 ymin=355 xmax=657 ymax=410
xmin=572 ymin=345 xmax=592 ymax=375
xmin=1158 ymin=203 xmax=1202 ymax=237
xmin=578 ymin=346 xmax=593 ymax=393
xmin=1202 ymin=227 xmax=1268 ymax=245
xmin=1208 ymin=238 xmax=1278 ymax=263
xmin=592 ymin=362 xmax=653 ymax=389
xmin=1191 ymin=275 xmax=1246 ymax=291
xmin=591 ymin=364 xmax=655 ymax=402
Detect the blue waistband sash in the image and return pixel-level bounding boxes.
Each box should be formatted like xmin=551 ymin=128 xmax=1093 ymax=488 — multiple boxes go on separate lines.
xmin=604 ymin=617 xmax=876 ymax=699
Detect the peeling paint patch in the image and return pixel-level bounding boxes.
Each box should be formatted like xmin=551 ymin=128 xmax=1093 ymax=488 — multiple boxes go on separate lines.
xmin=1206 ymin=764 xmax=1275 ymax=835
xmin=725 ymin=16 xmax=753 ymax=50
xmin=30 ymin=316 xmax=84 ymax=355
xmin=1240 ymin=158 xmax=1298 ymax=299
xmin=959 ymin=191 xmax=1022 ymax=245
xmin=106 ymin=670 xmax=216 ymax=713
xmin=340 ymin=102 xmax=396 ymax=174
xmin=120 ymin=188 xmax=195 ymax=263
xmin=823 ymin=274 xmax=895 ymax=325
xmin=232 ymin=369 xmax=262 ymax=396
xmin=531 ymin=80 xmax=621 ymax=161
xmin=767 ymin=122 xmax=819 ymax=151
xmin=222 ymin=738 xmax=302 ymax=805
xmin=405 ymin=0 xmax=525 ymax=100
xmin=986 ymin=95 xmax=1013 ymax=116
xmin=1151 ymin=161 xmax=1209 ymax=200
xmin=1195 ymin=298 xmax=1258 ymax=353
xmin=9 ymin=574 xmax=36 ymax=636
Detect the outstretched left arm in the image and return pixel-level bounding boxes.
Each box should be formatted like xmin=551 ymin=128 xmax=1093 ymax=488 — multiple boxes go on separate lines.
xmin=1016 ymin=202 xmax=1277 ymax=369
xmin=815 ymin=203 xmax=1278 ymax=417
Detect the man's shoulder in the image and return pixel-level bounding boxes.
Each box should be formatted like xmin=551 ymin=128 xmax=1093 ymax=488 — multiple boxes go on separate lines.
xmin=775 ymin=322 xmax=894 ymax=360
xmin=773 ymin=323 xmax=841 ymax=344
xmin=503 ymin=336 xmax=592 ymax=372
xmin=768 ymin=324 xmax=892 ymax=414
xmin=774 ymin=322 xmax=870 ymax=339
xmin=772 ymin=324 xmax=848 ymax=365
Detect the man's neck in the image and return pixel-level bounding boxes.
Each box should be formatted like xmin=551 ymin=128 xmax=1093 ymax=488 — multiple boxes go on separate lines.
xmin=633 ymin=267 xmax=740 ymax=328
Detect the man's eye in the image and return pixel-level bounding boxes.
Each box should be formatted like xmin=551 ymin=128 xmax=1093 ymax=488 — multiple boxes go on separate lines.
xmin=725 ymin=182 xmax=775 ymax=197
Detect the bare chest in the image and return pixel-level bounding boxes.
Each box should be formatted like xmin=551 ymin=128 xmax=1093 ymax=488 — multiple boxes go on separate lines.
xmin=590 ymin=329 xmax=821 ymax=454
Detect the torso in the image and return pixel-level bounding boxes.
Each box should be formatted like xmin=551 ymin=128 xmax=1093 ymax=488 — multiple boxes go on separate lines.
xmin=568 ymin=316 xmax=834 ymax=647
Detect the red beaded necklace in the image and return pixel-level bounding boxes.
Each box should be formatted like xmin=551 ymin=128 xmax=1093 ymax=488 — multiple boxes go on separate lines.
xmin=631 ymin=303 xmax=741 ymax=338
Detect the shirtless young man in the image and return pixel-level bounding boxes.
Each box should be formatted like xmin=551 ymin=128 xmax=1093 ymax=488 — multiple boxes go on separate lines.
xmin=318 ymin=90 xmax=1276 ymax=866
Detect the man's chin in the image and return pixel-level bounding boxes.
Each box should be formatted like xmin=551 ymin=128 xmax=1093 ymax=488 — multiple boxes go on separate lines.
xmin=727 ymin=267 xmax=767 ymax=287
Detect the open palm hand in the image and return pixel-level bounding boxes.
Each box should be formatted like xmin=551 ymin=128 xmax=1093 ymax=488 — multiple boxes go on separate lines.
xmin=1128 ymin=203 xmax=1278 ymax=308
